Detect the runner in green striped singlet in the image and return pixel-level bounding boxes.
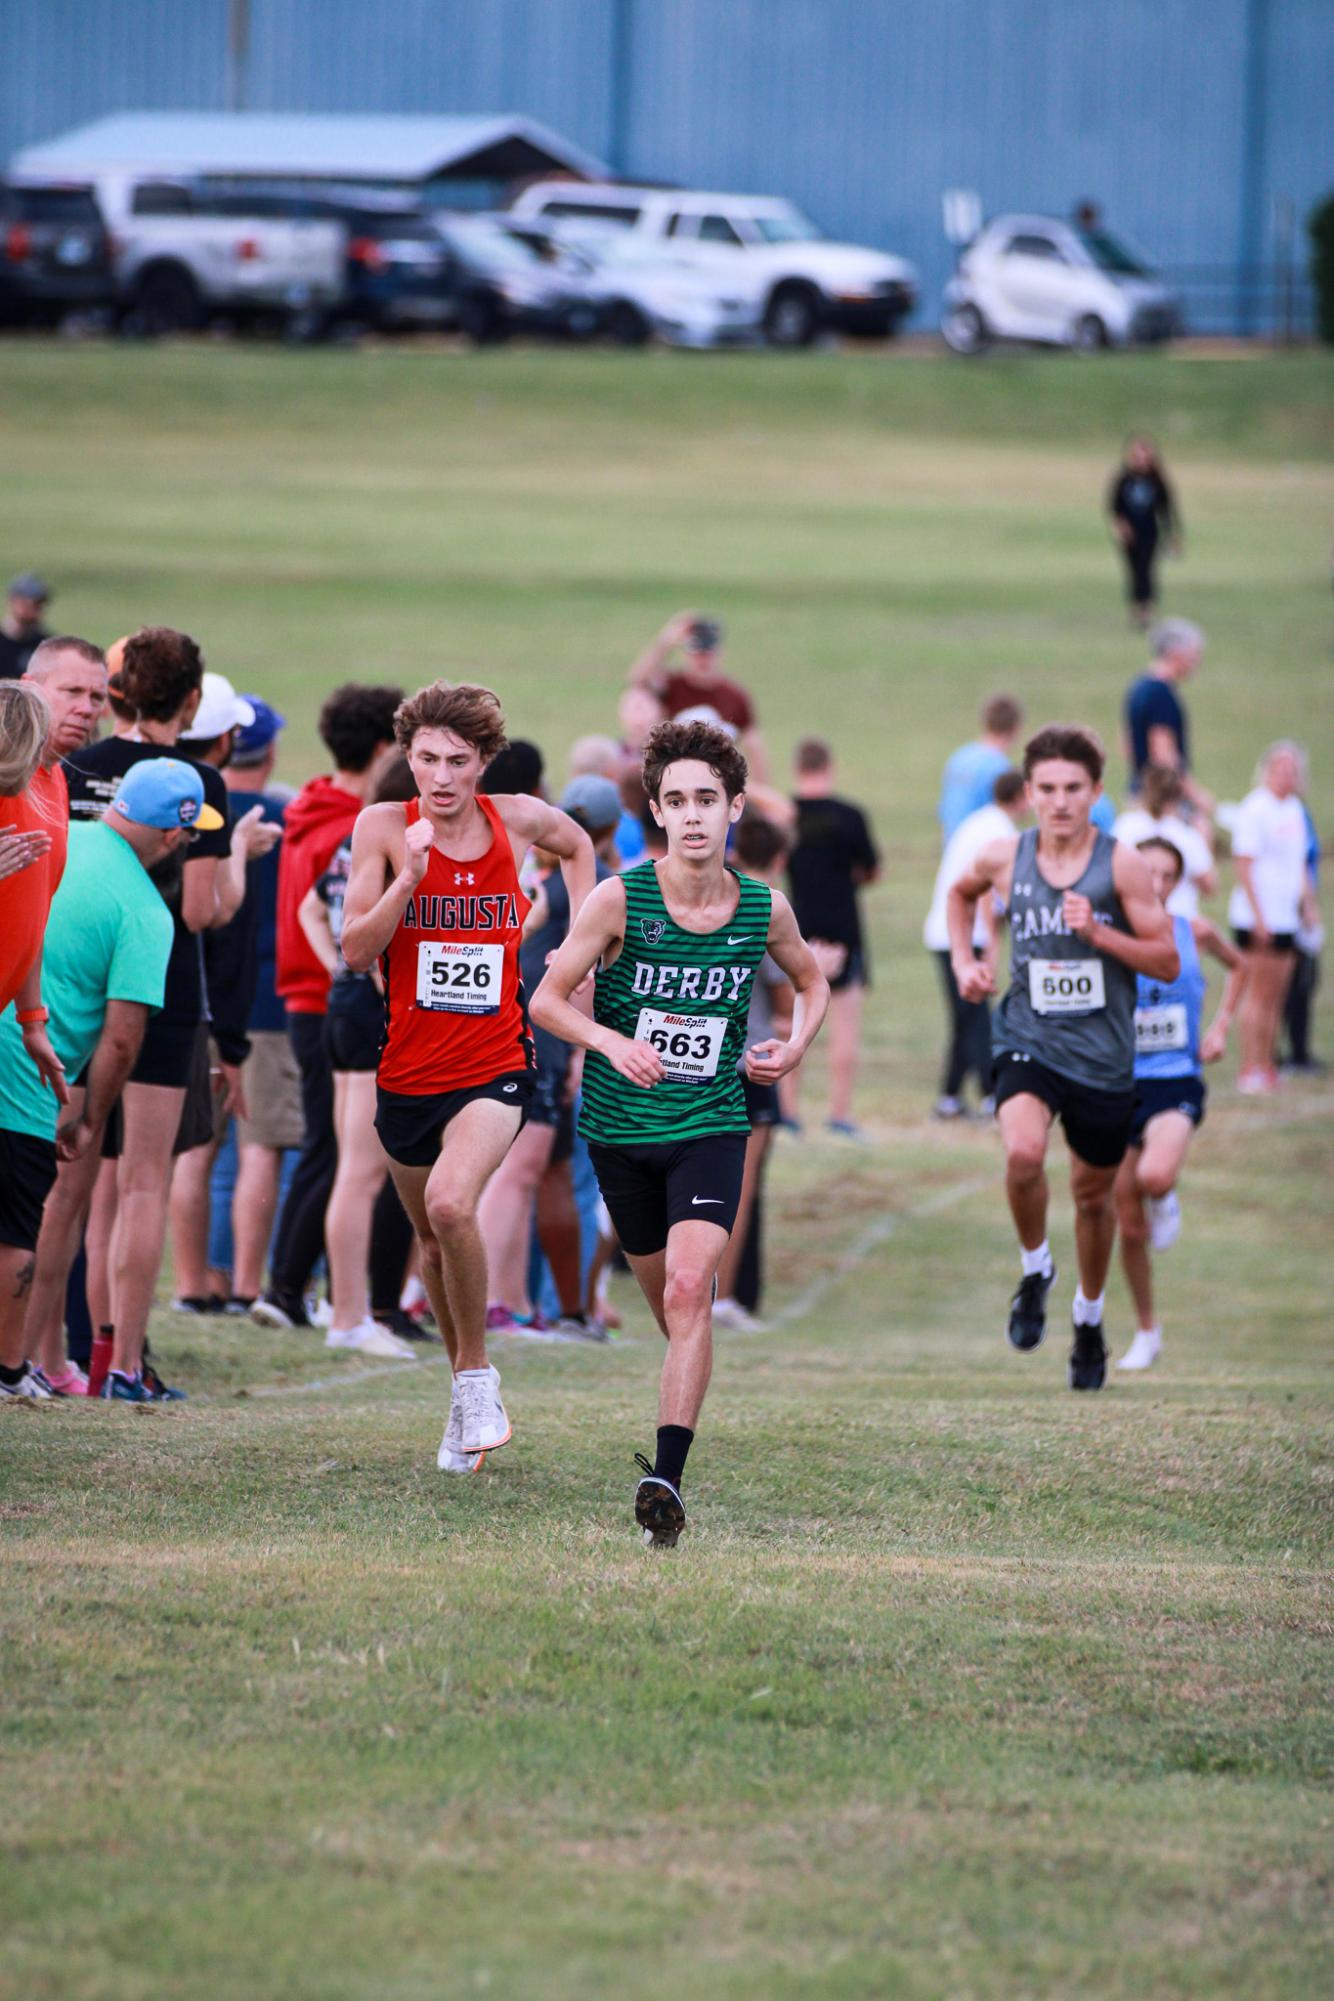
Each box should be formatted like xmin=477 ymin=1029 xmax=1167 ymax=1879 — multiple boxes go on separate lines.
xmin=531 ymin=719 xmax=829 ymax=1547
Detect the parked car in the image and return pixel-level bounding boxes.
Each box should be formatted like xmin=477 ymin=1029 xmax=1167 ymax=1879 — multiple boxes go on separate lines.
xmin=50 ymin=174 xmax=346 ymax=332
xmin=437 ymin=216 xmax=599 ymax=342
xmin=0 ymin=180 xmax=114 ymax=324
xmin=509 ymin=182 xmax=918 ymax=346
xmin=541 ymin=231 xmax=766 ymax=348
xmin=942 ymin=214 xmax=1183 ymax=354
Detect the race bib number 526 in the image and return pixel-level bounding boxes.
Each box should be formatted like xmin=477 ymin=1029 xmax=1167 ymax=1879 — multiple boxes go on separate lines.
xmin=1028 ymin=958 xmax=1106 ymax=1016
xmin=416 ymin=940 xmax=502 ymax=1014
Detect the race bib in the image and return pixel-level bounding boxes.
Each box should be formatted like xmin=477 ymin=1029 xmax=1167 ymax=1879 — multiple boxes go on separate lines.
xmin=1028 ymin=958 xmax=1106 ymax=1016
xmin=1135 ymin=1002 xmax=1189 ymax=1055
xmin=416 ymin=940 xmax=502 ymax=1014
xmin=634 ymin=1007 xmax=725 ymax=1084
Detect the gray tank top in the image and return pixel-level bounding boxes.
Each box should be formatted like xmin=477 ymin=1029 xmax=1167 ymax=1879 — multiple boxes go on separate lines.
xmin=994 ymin=828 xmax=1137 ymax=1090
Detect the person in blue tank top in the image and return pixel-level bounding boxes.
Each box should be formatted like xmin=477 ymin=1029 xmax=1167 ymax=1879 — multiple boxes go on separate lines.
xmin=1114 ymin=837 xmax=1248 ymax=1373
xmin=947 ymin=724 xmax=1179 ymax=1393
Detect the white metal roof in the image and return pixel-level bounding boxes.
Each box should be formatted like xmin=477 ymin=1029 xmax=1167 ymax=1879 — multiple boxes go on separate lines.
xmin=9 ymin=112 xmax=606 ymax=185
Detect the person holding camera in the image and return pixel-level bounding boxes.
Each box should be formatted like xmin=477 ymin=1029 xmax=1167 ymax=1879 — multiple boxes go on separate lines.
xmin=628 ymin=610 xmax=768 ymax=781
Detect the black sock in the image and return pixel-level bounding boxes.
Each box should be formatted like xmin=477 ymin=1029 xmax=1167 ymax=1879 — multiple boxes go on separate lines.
xmin=0 ymin=1361 xmax=26 ymax=1386
xmin=654 ymin=1424 xmax=694 ymax=1492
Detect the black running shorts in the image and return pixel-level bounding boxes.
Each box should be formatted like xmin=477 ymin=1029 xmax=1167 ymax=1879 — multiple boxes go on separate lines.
xmin=588 ymin=1132 xmax=748 ymax=1257
xmin=992 ymin=1049 xmax=1136 ymax=1170
xmin=1129 ymin=1074 xmax=1206 ymax=1149
xmin=0 ymin=1127 xmax=58 ymax=1252
xmin=326 ymin=976 xmax=384 ymax=1074
xmin=375 ymin=1070 xmax=533 ymax=1168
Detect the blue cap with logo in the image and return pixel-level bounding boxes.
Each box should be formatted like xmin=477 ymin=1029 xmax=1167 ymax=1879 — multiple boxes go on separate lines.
xmin=232 ymin=696 xmax=286 ymax=763
xmin=111 ymin=757 xmax=225 ymax=833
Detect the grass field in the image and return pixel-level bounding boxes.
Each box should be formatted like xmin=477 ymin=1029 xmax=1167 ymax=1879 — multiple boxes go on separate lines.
xmin=1 ymin=343 xmax=1331 ymax=1999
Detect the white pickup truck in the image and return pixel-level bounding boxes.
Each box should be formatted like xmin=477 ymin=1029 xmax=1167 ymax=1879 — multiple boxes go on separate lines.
xmin=75 ymin=174 xmax=346 ymax=332
xmin=509 ymin=181 xmax=918 ymax=345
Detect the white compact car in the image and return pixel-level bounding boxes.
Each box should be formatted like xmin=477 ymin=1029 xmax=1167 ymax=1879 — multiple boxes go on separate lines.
xmin=549 ymin=233 xmax=767 ymax=348
xmin=509 ymin=182 xmax=918 ymax=346
xmin=942 ymin=215 xmax=1182 ymax=354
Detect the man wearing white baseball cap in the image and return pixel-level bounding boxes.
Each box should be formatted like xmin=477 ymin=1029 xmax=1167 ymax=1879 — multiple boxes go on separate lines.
xmin=0 ymin=759 xmax=197 ymax=1401
xmin=179 ymin=671 xmax=256 ymax=749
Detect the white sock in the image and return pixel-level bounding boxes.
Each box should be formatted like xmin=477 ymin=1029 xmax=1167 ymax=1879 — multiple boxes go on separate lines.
xmin=1021 ymin=1240 xmax=1053 ymax=1279
xmin=456 ymin=1366 xmax=490 ymax=1380
xmin=1073 ymin=1288 xmax=1104 ymax=1326
xmin=1137 ymin=1325 xmax=1161 ymax=1341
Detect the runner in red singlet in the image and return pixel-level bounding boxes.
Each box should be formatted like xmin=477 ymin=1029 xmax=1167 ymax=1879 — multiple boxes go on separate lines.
xmin=341 ymin=683 xmax=595 ymax=1471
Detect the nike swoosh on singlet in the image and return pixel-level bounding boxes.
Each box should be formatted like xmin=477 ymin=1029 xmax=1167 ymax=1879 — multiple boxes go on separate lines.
xmin=691 ymin=1196 xmax=723 ymax=1206
xmin=726 ymin=936 xmax=748 ymax=946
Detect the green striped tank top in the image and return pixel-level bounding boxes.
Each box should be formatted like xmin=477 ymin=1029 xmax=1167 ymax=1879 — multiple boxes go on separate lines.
xmin=579 ymin=861 xmax=773 ymax=1146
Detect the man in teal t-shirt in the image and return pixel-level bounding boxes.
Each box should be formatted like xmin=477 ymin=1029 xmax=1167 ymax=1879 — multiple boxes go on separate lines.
xmin=0 ymin=759 xmax=202 ymax=1401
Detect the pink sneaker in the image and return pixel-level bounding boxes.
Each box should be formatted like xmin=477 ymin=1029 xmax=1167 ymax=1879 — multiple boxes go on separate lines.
xmin=43 ymin=1362 xmax=90 ymax=1397
xmin=485 ymin=1302 xmax=518 ymax=1332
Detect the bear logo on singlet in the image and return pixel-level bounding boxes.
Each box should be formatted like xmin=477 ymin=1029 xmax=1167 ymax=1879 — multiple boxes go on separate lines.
xmin=641 ymin=919 xmax=666 ymax=945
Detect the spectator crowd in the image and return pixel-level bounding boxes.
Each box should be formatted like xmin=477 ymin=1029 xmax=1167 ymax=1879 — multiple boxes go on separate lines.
xmin=0 ymin=562 xmax=1321 ymax=1403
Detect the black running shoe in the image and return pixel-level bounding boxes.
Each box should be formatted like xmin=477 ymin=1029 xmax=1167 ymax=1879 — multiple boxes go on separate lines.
xmin=1068 ymin=1318 xmax=1108 ymax=1392
xmin=1007 ymin=1265 xmax=1057 ymax=1351
xmin=373 ymin=1306 xmax=434 ymax=1345
xmin=633 ymin=1452 xmax=687 ymax=1550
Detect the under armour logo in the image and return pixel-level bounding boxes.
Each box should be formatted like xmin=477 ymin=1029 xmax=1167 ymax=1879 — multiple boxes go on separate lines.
xmin=454 ymin=872 xmax=475 ymax=886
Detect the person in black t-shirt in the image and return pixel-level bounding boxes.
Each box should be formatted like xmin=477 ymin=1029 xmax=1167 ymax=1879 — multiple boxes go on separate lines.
xmin=62 ymin=629 xmax=277 ymax=1398
xmin=0 ymin=572 xmax=53 ymax=680
xmin=1107 ymin=436 xmax=1181 ymax=628
xmin=786 ymin=736 xmax=880 ymax=1137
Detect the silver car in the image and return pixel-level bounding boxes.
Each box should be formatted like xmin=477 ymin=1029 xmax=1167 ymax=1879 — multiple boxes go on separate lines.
xmin=943 ymin=214 xmax=1183 ymax=354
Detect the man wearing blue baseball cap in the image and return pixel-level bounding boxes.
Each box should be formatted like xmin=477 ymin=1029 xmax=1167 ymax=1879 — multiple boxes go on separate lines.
xmin=0 ymin=759 xmax=196 ymax=1402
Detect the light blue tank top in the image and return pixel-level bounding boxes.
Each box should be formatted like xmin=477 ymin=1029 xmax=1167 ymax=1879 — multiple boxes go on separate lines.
xmin=1134 ymin=915 xmax=1204 ymax=1079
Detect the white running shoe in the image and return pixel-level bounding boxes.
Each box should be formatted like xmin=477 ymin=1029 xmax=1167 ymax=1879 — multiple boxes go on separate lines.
xmin=0 ymin=1362 xmax=54 ymax=1401
xmin=1147 ymin=1190 xmax=1181 ymax=1252
xmin=324 ymin=1318 xmax=417 ymax=1360
xmin=310 ymin=1297 xmax=334 ymax=1328
xmin=1117 ymin=1328 xmax=1162 ymax=1372
xmin=437 ymin=1386 xmax=485 ymax=1473
xmin=712 ymin=1297 xmax=768 ymax=1334
xmin=454 ymin=1365 xmax=511 ymax=1452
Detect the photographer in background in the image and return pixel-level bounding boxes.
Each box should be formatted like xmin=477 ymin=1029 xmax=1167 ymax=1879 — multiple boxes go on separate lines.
xmin=628 ymin=609 xmax=768 ymax=781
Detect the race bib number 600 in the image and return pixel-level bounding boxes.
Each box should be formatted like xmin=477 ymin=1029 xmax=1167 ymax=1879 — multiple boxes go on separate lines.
xmin=1028 ymin=958 xmax=1106 ymax=1016
xmin=634 ymin=1007 xmax=725 ymax=1083
xmin=416 ymin=940 xmax=502 ymax=1014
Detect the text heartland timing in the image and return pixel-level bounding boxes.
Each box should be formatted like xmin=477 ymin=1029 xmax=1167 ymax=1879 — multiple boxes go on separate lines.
xmin=402 ymin=893 xmax=521 ymax=932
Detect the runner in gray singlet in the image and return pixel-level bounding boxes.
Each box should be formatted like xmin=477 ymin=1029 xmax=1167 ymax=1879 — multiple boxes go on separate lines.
xmin=947 ymin=724 xmax=1179 ymax=1393
xmin=994 ymin=825 xmax=1138 ymax=1089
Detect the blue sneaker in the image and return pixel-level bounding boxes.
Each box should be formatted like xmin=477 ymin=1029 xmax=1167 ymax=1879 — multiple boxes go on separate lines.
xmin=101 ymin=1370 xmax=151 ymax=1403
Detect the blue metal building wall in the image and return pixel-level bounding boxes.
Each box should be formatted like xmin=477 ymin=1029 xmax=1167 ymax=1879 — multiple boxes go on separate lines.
xmin=2 ymin=0 xmax=1330 ymax=332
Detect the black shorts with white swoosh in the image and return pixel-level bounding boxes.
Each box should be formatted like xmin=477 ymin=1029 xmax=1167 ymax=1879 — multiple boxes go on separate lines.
xmin=587 ymin=1133 xmax=748 ymax=1257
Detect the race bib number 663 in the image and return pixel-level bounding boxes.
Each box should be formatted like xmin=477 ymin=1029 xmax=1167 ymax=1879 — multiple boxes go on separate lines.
xmin=634 ymin=1007 xmax=725 ymax=1083
xmin=416 ymin=940 xmax=502 ymax=1014
xmin=1028 ymin=958 xmax=1106 ymax=1016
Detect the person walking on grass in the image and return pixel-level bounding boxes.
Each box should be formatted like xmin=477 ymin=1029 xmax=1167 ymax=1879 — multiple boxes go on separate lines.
xmin=530 ymin=718 xmax=829 ymax=1547
xmin=1227 ymin=741 xmax=1317 ymax=1094
xmin=340 ymin=682 xmax=595 ymax=1472
xmin=1113 ymin=837 xmax=1248 ymax=1374
xmin=785 ymin=735 xmax=879 ymax=1138
xmin=947 ymin=724 xmax=1178 ymax=1392
xmin=1123 ymin=619 xmax=1214 ymax=822
xmin=1107 ymin=435 xmax=1181 ymax=628
xmin=937 ymin=694 xmax=1023 ymax=842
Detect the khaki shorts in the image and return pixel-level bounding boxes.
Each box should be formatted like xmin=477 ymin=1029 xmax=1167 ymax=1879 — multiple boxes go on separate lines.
xmin=237 ymin=1029 xmax=306 ymax=1151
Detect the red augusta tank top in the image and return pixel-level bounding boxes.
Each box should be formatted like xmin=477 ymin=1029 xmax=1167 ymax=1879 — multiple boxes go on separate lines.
xmin=378 ymin=793 xmax=533 ymax=1095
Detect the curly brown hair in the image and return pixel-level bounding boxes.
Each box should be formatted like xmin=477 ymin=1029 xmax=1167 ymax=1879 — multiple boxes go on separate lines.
xmin=1023 ymin=723 xmax=1105 ymax=783
xmin=393 ymin=680 xmax=508 ymax=763
xmin=642 ymin=718 xmax=748 ymax=803
xmin=117 ymin=627 xmax=204 ymax=724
